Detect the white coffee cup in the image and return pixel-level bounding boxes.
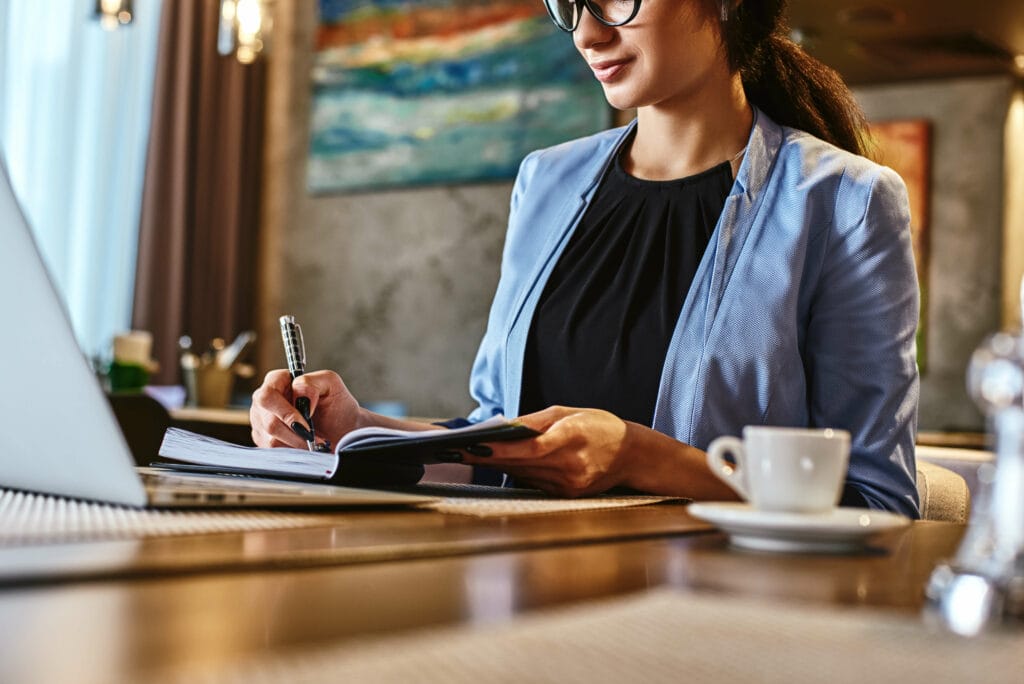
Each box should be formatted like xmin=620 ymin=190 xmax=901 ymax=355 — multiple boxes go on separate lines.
xmin=706 ymin=426 xmax=850 ymax=513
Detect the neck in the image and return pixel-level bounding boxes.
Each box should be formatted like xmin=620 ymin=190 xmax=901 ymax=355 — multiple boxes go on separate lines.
xmin=625 ymin=73 xmax=753 ymax=181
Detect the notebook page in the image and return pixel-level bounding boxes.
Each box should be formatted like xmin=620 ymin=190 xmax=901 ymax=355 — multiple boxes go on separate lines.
xmin=159 ymin=428 xmax=339 ymax=479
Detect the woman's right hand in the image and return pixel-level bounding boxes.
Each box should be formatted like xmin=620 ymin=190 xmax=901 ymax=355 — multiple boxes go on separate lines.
xmin=250 ymin=369 xmax=362 ymax=450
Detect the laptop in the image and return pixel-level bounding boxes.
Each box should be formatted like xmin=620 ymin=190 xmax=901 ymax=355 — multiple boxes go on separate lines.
xmin=0 ymin=157 xmax=432 ymax=509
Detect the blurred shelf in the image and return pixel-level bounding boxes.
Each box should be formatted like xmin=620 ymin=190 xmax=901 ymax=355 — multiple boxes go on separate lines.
xmin=169 ymin=406 xmax=253 ymax=446
xmin=916 ymin=430 xmax=988 ymax=450
xmin=169 ymin=406 xmax=251 ymax=425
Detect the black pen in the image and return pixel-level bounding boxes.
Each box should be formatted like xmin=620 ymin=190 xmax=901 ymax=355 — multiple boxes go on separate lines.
xmin=279 ymin=315 xmax=325 ymax=453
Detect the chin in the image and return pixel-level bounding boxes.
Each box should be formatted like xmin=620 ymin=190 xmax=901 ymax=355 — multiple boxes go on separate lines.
xmin=601 ymin=87 xmax=640 ymax=113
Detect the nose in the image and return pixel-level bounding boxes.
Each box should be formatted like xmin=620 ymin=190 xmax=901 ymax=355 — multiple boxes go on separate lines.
xmin=573 ymin=4 xmax=615 ymax=51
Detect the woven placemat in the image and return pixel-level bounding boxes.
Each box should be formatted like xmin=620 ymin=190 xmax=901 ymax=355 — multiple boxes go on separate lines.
xmin=412 ymin=482 xmax=685 ymax=517
xmin=425 ymin=495 xmax=680 ymax=516
xmin=154 ymin=588 xmax=1024 ymax=683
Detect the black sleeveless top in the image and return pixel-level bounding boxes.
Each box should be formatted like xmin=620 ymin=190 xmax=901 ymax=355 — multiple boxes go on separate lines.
xmin=519 ymin=151 xmax=733 ymax=425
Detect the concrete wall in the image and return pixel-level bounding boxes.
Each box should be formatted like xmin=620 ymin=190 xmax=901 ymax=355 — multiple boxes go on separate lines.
xmin=1003 ymin=87 xmax=1024 ymax=332
xmin=259 ymin=2 xmax=1012 ymax=428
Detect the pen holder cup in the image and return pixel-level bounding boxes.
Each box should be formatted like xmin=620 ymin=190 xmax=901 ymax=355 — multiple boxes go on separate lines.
xmin=194 ymin=366 xmax=235 ymax=408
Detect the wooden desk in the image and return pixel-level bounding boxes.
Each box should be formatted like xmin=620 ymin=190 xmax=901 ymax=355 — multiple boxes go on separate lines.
xmin=0 ymin=504 xmax=703 ymax=585
xmin=0 ymin=508 xmax=964 ymax=684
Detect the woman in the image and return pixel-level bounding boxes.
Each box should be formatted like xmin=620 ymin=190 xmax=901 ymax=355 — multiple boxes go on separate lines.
xmin=251 ymin=0 xmax=920 ymax=516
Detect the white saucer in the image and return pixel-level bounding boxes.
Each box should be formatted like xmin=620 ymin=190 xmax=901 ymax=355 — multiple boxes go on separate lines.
xmin=688 ymin=502 xmax=912 ymax=554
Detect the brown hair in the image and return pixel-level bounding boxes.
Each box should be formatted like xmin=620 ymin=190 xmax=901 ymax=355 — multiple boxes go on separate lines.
xmin=712 ymin=0 xmax=871 ymax=157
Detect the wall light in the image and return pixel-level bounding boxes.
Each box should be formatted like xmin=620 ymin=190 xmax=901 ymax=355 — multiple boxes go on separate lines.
xmin=218 ymin=0 xmax=273 ymax=65
xmin=95 ymin=0 xmax=133 ymax=30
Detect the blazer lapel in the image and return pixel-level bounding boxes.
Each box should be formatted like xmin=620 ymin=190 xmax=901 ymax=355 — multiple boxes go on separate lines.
xmin=703 ymin=109 xmax=783 ymax=332
xmin=652 ymin=109 xmax=784 ymax=441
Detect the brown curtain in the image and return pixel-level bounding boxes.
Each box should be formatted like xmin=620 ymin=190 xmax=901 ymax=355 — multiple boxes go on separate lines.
xmin=133 ymin=0 xmax=266 ymax=385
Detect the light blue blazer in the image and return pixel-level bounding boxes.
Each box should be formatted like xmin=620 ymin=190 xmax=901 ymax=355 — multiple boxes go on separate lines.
xmin=467 ymin=108 xmax=921 ymax=517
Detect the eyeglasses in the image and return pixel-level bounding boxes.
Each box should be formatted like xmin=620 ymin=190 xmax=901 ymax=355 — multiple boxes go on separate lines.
xmin=542 ymin=0 xmax=643 ymax=33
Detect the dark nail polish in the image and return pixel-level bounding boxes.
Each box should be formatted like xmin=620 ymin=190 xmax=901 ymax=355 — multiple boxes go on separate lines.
xmin=434 ymin=450 xmax=463 ymax=463
xmin=292 ymin=422 xmax=314 ymax=441
xmin=465 ymin=444 xmax=492 ymax=457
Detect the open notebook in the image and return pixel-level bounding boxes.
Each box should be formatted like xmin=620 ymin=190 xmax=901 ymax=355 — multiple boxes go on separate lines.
xmin=0 ymin=154 xmax=432 ymax=510
xmin=157 ymin=416 xmax=538 ymax=482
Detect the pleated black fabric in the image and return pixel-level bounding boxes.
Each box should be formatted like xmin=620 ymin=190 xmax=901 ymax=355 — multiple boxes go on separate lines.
xmin=519 ymin=151 xmax=733 ymax=426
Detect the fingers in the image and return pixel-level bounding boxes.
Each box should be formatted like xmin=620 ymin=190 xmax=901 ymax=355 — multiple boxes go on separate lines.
xmin=250 ymin=418 xmax=309 ymax=450
xmin=500 ymin=460 xmax=609 ymax=498
xmin=251 ymin=371 xmax=303 ymax=424
xmin=499 ymin=466 xmax=583 ymax=498
xmin=460 ymin=437 xmax=564 ymax=477
xmin=290 ymin=370 xmax=344 ymax=414
xmin=250 ymin=369 xmax=314 ymax=449
xmin=253 ymin=429 xmax=309 ymax=451
xmin=468 ymin=412 xmax=575 ymax=464
xmin=260 ymin=369 xmax=295 ymax=396
xmin=514 ymin=405 xmax=573 ymax=433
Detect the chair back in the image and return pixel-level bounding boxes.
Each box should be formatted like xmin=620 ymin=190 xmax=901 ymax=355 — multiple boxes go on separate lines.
xmin=915 ymin=458 xmax=971 ymax=522
xmin=107 ymin=393 xmax=171 ymax=466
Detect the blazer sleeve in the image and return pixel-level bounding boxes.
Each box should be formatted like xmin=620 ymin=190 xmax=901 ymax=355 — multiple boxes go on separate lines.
xmin=805 ymin=165 xmax=921 ymax=517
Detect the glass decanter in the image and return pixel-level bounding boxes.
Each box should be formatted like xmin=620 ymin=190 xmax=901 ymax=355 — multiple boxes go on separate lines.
xmin=925 ymin=329 xmax=1024 ymax=635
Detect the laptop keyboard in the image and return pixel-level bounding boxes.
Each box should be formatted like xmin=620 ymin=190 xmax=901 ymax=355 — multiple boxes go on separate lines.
xmin=139 ymin=468 xmax=321 ymax=494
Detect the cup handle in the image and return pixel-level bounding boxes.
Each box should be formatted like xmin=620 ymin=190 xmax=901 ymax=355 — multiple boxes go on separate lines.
xmin=706 ymin=436 xmax=749 ymax=500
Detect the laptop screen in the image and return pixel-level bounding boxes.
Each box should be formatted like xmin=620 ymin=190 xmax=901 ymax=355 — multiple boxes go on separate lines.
xmin=0 ymin=155 xmax=147 ymax=506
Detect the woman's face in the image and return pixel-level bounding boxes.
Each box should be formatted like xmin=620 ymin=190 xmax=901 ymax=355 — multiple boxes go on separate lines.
xmin=573 ymin=0 xmax=730 ymax=112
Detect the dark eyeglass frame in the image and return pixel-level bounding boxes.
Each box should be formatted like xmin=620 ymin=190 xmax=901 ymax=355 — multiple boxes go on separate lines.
xmin=542 ymin=0 xmax=644 ymax=33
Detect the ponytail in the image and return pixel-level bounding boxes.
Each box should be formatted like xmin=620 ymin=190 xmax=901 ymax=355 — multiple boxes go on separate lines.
xmin=715 ymin=1 xmax=871 ymax=158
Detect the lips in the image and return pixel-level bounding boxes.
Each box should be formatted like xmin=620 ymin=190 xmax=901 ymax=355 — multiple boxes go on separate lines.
xmin=588 ymin=58 xmax=630 ymax=83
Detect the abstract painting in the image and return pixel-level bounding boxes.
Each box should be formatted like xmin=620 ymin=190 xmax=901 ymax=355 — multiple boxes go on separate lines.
xmin=870 ymin=119 xmax=932 ymax=371
xmin=308 ymin=0 xmax=611 ymax=193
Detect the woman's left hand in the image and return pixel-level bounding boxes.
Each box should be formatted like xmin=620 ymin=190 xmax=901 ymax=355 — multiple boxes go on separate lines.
xmin=463 ymin=406 xmax=639 ymax=497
